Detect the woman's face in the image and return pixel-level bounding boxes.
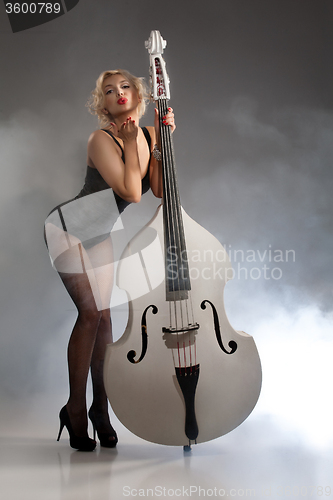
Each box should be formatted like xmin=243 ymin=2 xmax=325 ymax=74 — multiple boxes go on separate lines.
xmin=103 ymin=74 xmax=140 ymax=117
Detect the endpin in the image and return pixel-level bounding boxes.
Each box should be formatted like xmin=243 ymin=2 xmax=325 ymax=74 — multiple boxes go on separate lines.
xmin=183 ymin=441 xmax=192 ymax=452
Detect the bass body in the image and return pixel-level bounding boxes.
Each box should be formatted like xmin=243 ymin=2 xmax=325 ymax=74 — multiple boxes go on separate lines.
xmin=104 ymin=205 xmax=261 ymax=446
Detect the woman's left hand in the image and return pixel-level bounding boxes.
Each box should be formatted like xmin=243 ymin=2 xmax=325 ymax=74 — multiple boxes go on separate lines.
xmin=154 ymin=107 xmax=176 ymax=142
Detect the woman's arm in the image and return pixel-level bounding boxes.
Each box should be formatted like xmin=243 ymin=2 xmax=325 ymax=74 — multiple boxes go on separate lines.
xmin=87 ymin=118 xmax=142 ymax=203
xmin=149 ymin=107 xmax=176 ymax=199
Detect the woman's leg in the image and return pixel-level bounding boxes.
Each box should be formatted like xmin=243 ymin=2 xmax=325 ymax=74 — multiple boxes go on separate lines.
xmin=86 ymin=237 xmax=117 ymax=442
xmin=89 ymin=308 xmax=117 ymax=442
xmin=58 ymin=270 xmax=102 ymax=437
xmin=46 ymin=223 xmax=115 ymax=439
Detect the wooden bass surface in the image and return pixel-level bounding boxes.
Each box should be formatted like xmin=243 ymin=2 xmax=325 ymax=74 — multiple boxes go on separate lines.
xmin=104 ymin=205 xmax=262 ymax=446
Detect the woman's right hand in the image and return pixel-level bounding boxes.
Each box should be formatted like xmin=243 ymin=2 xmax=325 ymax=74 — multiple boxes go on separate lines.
xmin=116 ymin=117 xmax=138 ymax=143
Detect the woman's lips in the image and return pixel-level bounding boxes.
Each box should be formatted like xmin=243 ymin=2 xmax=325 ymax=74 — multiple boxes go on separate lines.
xmin=117 ymin=98 xmax=128 ymax=104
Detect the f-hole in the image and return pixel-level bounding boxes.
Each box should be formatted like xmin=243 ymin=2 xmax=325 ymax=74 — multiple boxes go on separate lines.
xmin=127 ymin=305 xmax=158 ymax=364
xmin=200 ymin=300 xmax=237 ymax=354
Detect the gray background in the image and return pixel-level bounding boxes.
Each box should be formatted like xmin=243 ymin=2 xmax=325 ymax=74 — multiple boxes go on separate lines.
xmin=0 ymin=0 xmax=332 ymax=457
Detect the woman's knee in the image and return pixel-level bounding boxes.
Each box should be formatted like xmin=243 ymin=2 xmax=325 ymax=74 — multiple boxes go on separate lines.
xmin=98 ymin=308 xmax=111 ymax=327
xmin=78 ymin=309 xmax=103 ymax=329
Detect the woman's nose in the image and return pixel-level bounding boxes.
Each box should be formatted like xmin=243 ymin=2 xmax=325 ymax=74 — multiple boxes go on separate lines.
xmin=117 ymin=88 xmax=124 ymax=96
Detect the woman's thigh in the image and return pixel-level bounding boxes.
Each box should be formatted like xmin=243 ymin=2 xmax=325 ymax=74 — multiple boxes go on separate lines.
xmin=86 ymin=236 xmax=114 ymax=311
xmin=46 ymin=223 xmax=114 ymax=311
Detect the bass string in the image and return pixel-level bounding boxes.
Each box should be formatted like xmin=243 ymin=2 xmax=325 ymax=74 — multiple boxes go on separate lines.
xmin=164 ymin=98 xmax=197 ymax=369
xmin=162 ymin=99 xmax=195 ymax=331
xmin=158 ymin=99 xmax=174 ymax=294
xmin=159 ymin=98 xmax=180 ymax=369
xmin=159 ymin=98 xmax=197 ymax=369
xmin=161 ymin=107 xmax=195 ymax=334
xmin=160 ymin=99 xmax=183 ymax=302
xmin=163 ymin=102 xmax=188 ymax=336
xmin=161 ymin=99 xmax=184 ymax=297
xmin=163 ymin=119 xmax=197 ymax=362
xmin=158 ymin=99 xmax=176 ymax=367
xmin=159 ymin=98 xmax=184 ymax=367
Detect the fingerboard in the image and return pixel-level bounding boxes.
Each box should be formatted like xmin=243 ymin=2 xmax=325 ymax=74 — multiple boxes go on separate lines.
xmin=158 ymin=98 xmax=191 ymax=301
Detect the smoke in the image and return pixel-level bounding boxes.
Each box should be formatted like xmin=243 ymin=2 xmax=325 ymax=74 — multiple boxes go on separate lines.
xmin=183 ymin=97 xmax=333 ymax=313
xmin=172 ymin=97 xmax=333 ymax=449
xmin=0 ymin=101 xmax=89 ymax=398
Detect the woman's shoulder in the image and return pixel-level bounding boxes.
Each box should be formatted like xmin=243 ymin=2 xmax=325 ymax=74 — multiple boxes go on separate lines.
xmin=88 ymin=128 xmax=112 ymax=142
xmin=143 ymin=126 xmax=156 ymax=146
xmin=87 ymin=128 xmax=118 ymax=151
xmin=144 ymin=126 xmax=155 ymax=135
xmin=87 ymin=129 xmax=122 ymax=167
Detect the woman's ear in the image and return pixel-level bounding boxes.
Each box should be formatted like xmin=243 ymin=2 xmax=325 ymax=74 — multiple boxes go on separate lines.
xmin=102 ymin=108 xmax=109 ymax=115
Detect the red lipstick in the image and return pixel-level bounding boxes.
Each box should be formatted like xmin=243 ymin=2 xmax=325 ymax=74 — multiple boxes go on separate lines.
xmin=117 ymin=98 xmax=128 ymax=104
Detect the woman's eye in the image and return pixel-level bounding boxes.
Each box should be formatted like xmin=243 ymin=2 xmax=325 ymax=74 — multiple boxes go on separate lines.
xmin=106 ymin=89 xmax=113 ymax=95
xmin=122 ymin=85 xmax=130 ymax=89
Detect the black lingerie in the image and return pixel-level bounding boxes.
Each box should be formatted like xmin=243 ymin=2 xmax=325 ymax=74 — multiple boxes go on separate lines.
xmin=44 ymin=127 xmax=151 ymax=250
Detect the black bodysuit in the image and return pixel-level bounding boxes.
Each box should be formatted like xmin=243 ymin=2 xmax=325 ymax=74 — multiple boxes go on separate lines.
xmin=44 ymin=127 xmax=151 ymax=251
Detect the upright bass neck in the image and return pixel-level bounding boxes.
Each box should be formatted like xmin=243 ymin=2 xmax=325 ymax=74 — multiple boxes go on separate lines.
xmin=146 ymin=30 xmax=191 ymax=301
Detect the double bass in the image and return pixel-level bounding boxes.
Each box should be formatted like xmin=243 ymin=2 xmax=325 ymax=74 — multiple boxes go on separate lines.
xmin=104 ymin=31 xmax=262 ymax=447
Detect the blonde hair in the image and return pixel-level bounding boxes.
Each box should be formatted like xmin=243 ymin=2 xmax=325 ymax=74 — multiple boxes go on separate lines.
xmin=86 ymin=69 xmax=148 ymax=128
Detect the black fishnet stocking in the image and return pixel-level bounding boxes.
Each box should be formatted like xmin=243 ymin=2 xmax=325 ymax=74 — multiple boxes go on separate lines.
xmin=52 ymin=235 xmax=116 ymax=439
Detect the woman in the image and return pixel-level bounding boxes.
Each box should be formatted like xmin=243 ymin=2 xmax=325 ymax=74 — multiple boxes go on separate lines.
xmin=44 ymin=69 xmax=175 ymax=451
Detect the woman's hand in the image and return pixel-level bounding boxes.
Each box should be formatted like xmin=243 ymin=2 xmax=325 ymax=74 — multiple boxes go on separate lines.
xmin=114 ymin=117 xmax=138 ymax=143
xmin=154 ymin=107 xmax=176 ymax=144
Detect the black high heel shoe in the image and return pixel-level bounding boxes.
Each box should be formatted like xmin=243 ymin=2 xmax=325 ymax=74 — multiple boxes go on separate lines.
xmin=57 ymin=406 xmax=96 ymax=452
xmin=88 ymin=408 xmax=118 ymax=448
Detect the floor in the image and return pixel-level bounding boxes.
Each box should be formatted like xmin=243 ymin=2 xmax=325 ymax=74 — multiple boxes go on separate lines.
xmin=1 ymin=294 xmax=332 ymax=499
xmin=1 ymin=392 xmax=332 ymax=500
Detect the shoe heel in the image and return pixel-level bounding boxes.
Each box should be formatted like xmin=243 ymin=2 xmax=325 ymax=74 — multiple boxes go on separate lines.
xmin=57 ymin=405 xmax=96 ymax=451
xmin=57 ymin=420 xmax=65 ymax=441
